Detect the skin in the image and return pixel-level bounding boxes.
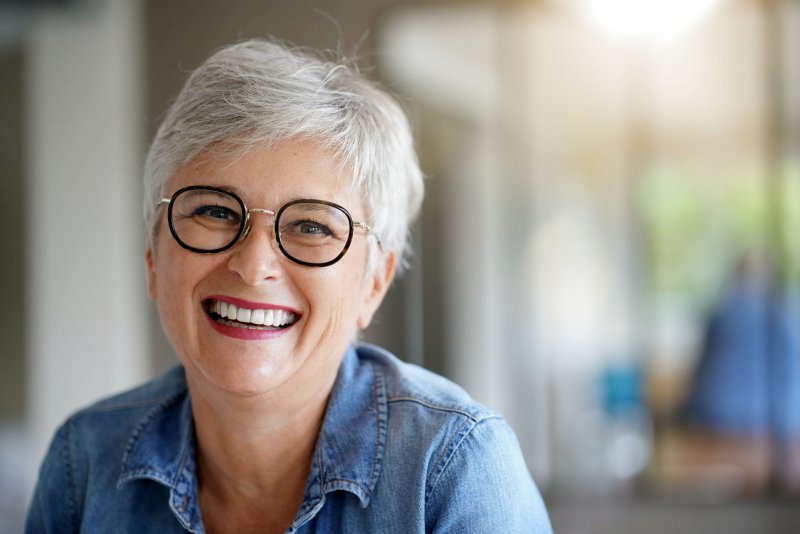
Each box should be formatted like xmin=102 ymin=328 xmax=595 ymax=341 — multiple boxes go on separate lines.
xmin=145 ymin=139 xmax=396 ymax=533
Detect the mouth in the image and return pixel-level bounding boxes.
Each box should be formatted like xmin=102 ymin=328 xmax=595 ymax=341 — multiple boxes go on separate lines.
xmin=203 ymin=298 xmax=300 ymax=331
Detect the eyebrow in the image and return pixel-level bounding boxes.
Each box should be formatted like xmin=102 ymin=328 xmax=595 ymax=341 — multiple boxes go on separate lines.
xmin=205 ymin=183 xmax=243 ymax=196
xmin=197 ymin=183 xmax=313 ymax=206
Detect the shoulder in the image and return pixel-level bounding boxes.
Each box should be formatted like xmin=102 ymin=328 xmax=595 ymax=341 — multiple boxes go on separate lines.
xmin=27 ymin=366 xmax=189 ymax=532
xmin=81 ymin=364 xmax=188 ymax=413
xmin=53 ymin=365 xmax=189 ymax=484
xmin=425 ymin=414 xmax=553 ymax=532
xmin=354 ymin=343 xmax=495 ymax=422
xmin=351 ymin=344 xmax=552 ymax=531
xmin=62 ymin=365 xmax=188 ymax=440
xmin=353 ymin=343 xmax=513 ymax=487
xmin=43 ymin=365 xmax=188 ymax=471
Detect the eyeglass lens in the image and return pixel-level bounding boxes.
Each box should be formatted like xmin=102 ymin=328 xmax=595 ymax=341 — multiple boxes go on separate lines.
xmin=168 ymin=188 xmax=353 ymax=266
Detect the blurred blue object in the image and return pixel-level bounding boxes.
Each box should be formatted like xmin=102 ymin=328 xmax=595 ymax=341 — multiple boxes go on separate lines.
xmin=603 ymin=364 xmax=644 ymax=418
xmin=686 ymin=256 xmax=800 ymax=439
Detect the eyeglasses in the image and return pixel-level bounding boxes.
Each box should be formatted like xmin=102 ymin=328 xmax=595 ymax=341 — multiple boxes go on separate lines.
xmin=157 ymin=185 xmax=377 ymax=267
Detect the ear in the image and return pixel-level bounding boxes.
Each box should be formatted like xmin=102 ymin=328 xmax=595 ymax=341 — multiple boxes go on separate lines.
xmin=145 ymin=247 xmax=158 ymax=301
xmin=357 ymin=251 xmax=397 ymax=330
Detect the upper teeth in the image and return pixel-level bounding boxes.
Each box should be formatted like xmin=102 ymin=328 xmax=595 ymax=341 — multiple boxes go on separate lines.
xmin=211 ymin=300 xmax=297 ymax=327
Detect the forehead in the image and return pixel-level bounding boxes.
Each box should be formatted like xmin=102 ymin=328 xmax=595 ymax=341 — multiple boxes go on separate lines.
xmin=169 ymin=139 xmax=360 ymax=209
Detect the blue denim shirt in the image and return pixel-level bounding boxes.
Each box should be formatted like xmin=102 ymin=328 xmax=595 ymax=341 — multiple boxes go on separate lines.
xmin=27 ymin=344 xmax=552 ymax=533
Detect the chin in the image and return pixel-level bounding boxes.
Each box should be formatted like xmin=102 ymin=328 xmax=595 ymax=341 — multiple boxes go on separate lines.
xmin=188 ymin=351 xmax=298 ymax=398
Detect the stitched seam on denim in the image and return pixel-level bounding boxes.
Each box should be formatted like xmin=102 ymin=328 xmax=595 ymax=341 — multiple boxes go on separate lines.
xmin=301 ymin=446 xmax=325 ymax=513
xmin=80 ymin=395 xmax=181 ymax=413
xmin=387 ymin=396 xmax=489 ymax=421
xmin=320 ymin=478 xmax=371 ymax=496
xmin=368 ymin=361 xmax=387 ymax=498
xmin=318 ymin=360 xmax=386 ymax=504
xmin=169 ymin=433 xmax=195 ymax=530
xmin=423 ymin=416 xmax=473 ymax=505
xmin=424 ymin=415 xmax=503 ymax=506
xmin=294 ymin=492 xmax=327 ymax=530
xmin=293 ymin=448 xmax=326 ymax=528
xmin=321 ymin=477 xmax=365 ymax=485
xmin=64 ymin=420 xmax=79 ymax=531
xmin=119 ymin=387 xmax=187 ymax=478
xmin=319 ymin=477 xmax=371 ymax=501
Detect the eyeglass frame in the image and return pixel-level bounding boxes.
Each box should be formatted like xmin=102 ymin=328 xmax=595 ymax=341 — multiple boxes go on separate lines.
xmin=156 ymin=185 xmax=379 ymax=267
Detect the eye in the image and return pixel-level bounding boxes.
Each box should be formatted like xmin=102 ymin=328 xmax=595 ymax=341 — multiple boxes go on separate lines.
xmin=290 ymin=219 xmax=333 ymax=236
xmin=194 ymin=205 xmax=241 ymax=224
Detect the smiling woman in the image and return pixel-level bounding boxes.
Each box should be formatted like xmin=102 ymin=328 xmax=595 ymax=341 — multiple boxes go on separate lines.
xmin=25 ymin=39 xmax=552 ymax=533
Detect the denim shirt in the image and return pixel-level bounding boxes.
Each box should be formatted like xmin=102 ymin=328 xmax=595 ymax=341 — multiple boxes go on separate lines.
xmin=27 ymin=344 xmax=552 ymax=533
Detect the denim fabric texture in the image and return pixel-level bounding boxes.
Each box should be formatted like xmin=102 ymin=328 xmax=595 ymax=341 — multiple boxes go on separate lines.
xmin=26 ymin=344 xmax=552 ymax=533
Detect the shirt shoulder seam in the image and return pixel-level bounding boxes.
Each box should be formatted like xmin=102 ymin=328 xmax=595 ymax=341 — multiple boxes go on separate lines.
xmin=424 ymin=416 xmax=503 ymax=506
xmin=66 ymin=384 xmax=188 ymax=424
xmin=386 ymin=395 xmax=495 ymax=422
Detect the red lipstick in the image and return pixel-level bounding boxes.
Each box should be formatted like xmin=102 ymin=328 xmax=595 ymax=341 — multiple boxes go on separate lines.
xmin=203 ymin=295 xmax=300 ymax=341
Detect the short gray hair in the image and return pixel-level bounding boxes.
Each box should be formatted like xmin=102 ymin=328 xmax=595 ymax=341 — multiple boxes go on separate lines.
xmin=143 ymin=39 xmax=424 ymax=272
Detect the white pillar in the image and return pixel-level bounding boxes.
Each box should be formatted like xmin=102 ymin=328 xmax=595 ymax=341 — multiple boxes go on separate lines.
xmin=25 ymin=0 xmax=147 ymax=463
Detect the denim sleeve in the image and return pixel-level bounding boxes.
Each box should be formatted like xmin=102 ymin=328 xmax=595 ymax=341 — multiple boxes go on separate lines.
xmin=426 ymin=417 xmax=553 ymax=533
xmin=26 ymin=422 xmax=81 ymax=534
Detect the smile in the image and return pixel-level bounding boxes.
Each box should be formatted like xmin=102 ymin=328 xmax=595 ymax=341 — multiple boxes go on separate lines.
xmin=204 ymin=299 xmax=299 ymax=331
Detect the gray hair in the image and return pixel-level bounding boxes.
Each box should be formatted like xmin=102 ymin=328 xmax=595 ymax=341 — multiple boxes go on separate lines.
xmin=143 ymin=39 xmax=424 ymax=273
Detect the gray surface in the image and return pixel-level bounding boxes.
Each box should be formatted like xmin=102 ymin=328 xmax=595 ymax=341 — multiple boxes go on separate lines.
xmin=0 ymin=45 xmax=25 ymax=422
xmin=549 ymin=499 xmax=800 ymax=534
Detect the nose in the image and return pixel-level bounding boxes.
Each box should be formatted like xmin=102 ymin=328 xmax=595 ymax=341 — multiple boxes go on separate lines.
xmin=226 ymin=214 xmax=283 ymax=285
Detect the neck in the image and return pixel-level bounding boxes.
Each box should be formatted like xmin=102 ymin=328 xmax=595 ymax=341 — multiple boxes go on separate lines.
xmin=188 ymin=366 xmax=338 ymax=508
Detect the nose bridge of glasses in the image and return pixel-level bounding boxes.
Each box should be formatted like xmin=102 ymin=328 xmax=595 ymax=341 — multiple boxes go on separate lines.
xmin=241 ymin=207 xmax=277 ymax=243
xmin=245 ymin=207 xmax=276 ymax=229
xmin=247 ymin=207 xmax=276 ymax=217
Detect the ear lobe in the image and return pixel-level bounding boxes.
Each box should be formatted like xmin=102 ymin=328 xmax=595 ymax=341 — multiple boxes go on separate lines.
xmin=145 ymin=248 xmax=157 ymax=300
xmin=357 ymin=252 xmax=397 ymax=330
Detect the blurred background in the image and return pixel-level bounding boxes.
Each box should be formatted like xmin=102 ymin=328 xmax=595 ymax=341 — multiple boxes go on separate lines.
xmin=2 ymin=0 xmax=800 ymax=532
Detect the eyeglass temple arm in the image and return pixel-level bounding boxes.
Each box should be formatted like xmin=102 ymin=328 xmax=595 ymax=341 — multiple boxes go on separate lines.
xmin=354 ymin=221 xmax=383 ymax=249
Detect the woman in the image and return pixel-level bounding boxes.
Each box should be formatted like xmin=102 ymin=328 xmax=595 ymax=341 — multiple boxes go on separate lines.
xmin=27 ymin=39 xmax=552 ymax=533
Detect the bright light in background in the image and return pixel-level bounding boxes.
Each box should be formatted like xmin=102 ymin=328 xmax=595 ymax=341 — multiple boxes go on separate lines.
xmin=576 ymin=0 xmax=724 ymax=41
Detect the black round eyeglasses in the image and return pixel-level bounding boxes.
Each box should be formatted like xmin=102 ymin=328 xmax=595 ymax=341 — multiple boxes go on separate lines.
xmin=157 ymin=185 xmax=378 ymax=267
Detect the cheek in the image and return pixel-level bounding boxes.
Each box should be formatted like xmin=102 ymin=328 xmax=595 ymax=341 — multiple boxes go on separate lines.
xmin=154 ymin=257 xmax=187 ymax=329
xmin=152 ymin=249 xmax=207 ymax=321
xmin=304 ymin=266 xmax=366 ymax=327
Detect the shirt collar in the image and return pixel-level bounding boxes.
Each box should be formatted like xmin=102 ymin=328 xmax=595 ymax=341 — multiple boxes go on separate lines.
xmin=312 ymin=346 xmax=388 ymax=507
xmin=116 ymin=346 xmax=387 ymax=527
xmin=117 ymin=376 xmax=202 ymax=531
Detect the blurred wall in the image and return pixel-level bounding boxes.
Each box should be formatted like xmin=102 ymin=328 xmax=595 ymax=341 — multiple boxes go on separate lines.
xmin=23 ymin=0 xmax=148 ymax=462
xmin=0 ymin=46 xmax=26 ymax=422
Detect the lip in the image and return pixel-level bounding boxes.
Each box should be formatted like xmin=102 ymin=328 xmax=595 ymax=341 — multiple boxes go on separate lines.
xmin=202 ymin=294 xmax=301 ymax=341
xmin=204 ymin=313 xmax=296 ymax=340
